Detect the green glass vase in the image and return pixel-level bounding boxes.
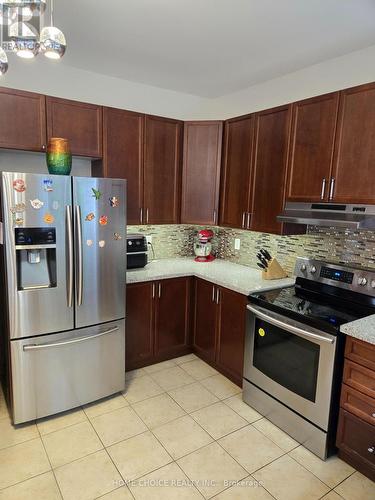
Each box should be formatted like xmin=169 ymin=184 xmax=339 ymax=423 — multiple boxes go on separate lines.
xmin=46 ymin=138 xmax=72 ymax=175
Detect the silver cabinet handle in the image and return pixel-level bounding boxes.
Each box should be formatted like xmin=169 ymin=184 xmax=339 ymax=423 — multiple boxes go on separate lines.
xmin=146 ymin=208 xmax=149 ymax=224
xmin=23 ymin=326 xmax=119 ymax=351
xmin=216 ymin=288 xmax=220 ymax=305
xmin=329 ymin=178 xmax=335 ymax=201
xmin=75 ymin=205 xmax=83 ymax=307
xmin=372 ymin=413 xmax=375 ymax=418
xmin=321 ymin=178 xmax=327 ymax=200
xmin=246 ymin=212 xmax=251 ymax=229
xmin=66 ymin=205 xmax=74 ymax=308
xmin=213 ymin=209 xmax=217 ymax=225
xmin=158 ymin=282 xmax=162 ymax=299
xmin=247 ymin=304 xmax=335 ymax=344
xmin=140 ymin=208 xmax=143 ymax=224
xmin=368 ymin=446 xmax=375 ymax=454
xmin=212 ymin=285 xmax=215 ymax=302
xmin=152 ymin=283 xmax=156 ymax=299
xmin=242 ymin=212 xmax=246 ymax=228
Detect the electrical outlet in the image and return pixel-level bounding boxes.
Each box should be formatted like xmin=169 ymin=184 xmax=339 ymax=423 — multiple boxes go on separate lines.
xmin=146 ymin=235 xmax=153 ymax=244
xmin=234 ymin=238 xmax=241 ymax=250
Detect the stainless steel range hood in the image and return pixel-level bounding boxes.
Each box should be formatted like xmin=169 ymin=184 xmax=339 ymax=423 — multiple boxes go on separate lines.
xmin=277 ymin=202 xmax=375 ymax=229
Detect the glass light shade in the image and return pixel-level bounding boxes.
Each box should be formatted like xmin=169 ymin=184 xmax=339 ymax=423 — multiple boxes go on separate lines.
xmin=13 ymin=38 xmax=39 ymax=58
xmin=0 ymin=5 xmax=18 ymax=25
xmin=40 ymin=26 xmax=66 ymax=59
xmin=0 ymin=47 xmax=8 ymax=74
xmin=2 ymin=1 xmax=46 ymax=13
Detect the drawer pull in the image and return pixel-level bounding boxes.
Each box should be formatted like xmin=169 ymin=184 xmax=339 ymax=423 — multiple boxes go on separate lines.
xmin=368 ymin=446 xmax=375 ymax=454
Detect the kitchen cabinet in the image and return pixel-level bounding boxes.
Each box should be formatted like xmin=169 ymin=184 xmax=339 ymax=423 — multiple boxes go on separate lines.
xmin=126 ymin=277 xmax=191 ymax=370
xmin=94 ymin=107 xmax=144 ymax=225
xmin=0 ymin=87 xmax=46 ymax=151
xmin=181 ymin=121 xmax=223 ymax=225
xmin=193 ymin=278 xmax=246 ymax=386
xmin=332 ymin=82 xmax=375 ymax=204
xmin=46 ymin=97 xmax=102 ymax=158
xmin=143 ymin=115 xmax=183 ymax=224
xmin=286 ymin=93 xmax=339 ymax=202
xmin=250 ymin=104 xmax=292 ymax=234
xmin=220 ymin=115 xmax=254 ymax=229
xmin=336 ymin=337 xmax=375 ymax=481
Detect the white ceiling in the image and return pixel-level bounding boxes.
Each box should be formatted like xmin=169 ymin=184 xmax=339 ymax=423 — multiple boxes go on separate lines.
xmin=55 ymin=0 xmax=375 ymax=98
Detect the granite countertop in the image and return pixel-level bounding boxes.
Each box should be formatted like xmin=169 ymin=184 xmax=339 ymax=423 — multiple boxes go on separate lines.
xmin=340 ymin=316 xmax=375 ymax=346
xmin=127 ymin=257 xmax=294 ymax=296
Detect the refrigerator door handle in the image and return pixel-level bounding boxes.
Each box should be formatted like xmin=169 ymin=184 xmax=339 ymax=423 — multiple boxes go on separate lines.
xmin=75 ymin=205 xmax=83 ymax=306
xmin=66 ymin=205 xmax=74 ymax=308
xmin=23 ymin=326 xmax=120 ymax=351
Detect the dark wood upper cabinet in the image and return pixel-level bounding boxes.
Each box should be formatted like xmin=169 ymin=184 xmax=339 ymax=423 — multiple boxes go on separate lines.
xmin=332 ymin=83 xmax=375 ymax=204
xmin=193 ymin=278 xmax=217 ymax=363
xmin=0 ymin=87 xmax=46 ymax=151
xmin=286 ymin=93 xmax=339 ymax=202
xmin=220 ymin=115 xmax=254 ymax=229
xmin=97 ymin=107 xmax=144 ymax=225
xmin=46 ymin=97 xmax=102 ymax=158
xmin=181 ymin=121 xmax=223 ymax=225
xmin=250 ymin=105 xmax=292 ymax=234
xmin=143 ymin=115 xmax=183 ymax=224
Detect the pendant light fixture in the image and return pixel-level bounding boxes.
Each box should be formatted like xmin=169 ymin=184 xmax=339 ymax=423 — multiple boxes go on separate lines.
xmin=39 ymin=0 xmax=65 ymax=59
xmin=0 ymin=46 xmax=8 ymax=74
xmin=9 ymin=18 xmax=39 ymax=58
xmin=2 ymin=1 xmax=46 ymax=14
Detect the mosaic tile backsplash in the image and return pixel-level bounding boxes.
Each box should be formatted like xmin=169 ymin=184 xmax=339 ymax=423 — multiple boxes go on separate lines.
xmin=128 ymin=224 xmax=375 ymax=276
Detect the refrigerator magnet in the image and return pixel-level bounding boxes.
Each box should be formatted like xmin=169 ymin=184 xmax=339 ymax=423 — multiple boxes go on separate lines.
xmin=30 ymin=199 xmax=44 ymax=210
xmin=114 ymin=232 xmax=122 ymax=240
xmin=85 ymin=212 xmax=95 ymax=222
xmin=13 ymin=179 xmax=26 ymax=192
xmin=99 ymin=240 xmax=106 ymax=248
xmin=52 ymin=201 xmax=59 ymax=210
xmin=43 ymin=179 xmax=53 ymax=192
xmin=10 ymin=203 xmax=26 ymax=214
xmin=99 ymin=215 xmax=108 ymax=226
xmin=86 ymin=239 xmax=93 ymax=247
xmin=91 ymin=188 xmax=102 ymax=200
xmin=109 ymin=196 xmax=119 ymax=207
xmin=43 ymin=213 xmax=55 ymax=224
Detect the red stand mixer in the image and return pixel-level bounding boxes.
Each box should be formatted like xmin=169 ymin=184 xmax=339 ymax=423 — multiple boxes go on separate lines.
xmin=194 ymin=229 xmax=215 ymax=262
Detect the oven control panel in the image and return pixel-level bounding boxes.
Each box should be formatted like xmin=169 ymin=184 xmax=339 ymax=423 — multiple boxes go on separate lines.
xmin=295 ymin=257 xmax=375 ymax=297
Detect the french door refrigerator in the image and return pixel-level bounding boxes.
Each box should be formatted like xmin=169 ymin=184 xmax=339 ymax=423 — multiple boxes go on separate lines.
xmin=0 ymin=172 xmax=126 ymax=424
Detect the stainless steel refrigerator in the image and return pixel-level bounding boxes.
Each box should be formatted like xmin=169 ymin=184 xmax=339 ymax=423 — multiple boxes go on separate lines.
xmin=0 ymin=172 xmax=126 ymax=424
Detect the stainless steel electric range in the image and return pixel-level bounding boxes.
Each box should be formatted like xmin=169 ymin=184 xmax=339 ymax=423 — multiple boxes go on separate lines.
xmin=243 ymin=257 xmax=375 ymax=459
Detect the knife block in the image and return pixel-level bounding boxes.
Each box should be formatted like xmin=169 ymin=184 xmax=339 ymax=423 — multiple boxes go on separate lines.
xmin=262 ymin=258 xmax=288 ymax=280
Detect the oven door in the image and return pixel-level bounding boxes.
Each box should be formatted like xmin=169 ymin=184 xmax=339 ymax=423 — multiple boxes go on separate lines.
xmin=244 ymin=304 xmax=337 ymax=431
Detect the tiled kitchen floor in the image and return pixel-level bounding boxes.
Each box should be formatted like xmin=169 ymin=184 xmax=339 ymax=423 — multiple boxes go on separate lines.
xmin=0 ymin=354 xmax=374 ymax=500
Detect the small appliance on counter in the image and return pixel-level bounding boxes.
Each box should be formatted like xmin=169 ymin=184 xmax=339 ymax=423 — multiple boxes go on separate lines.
xmin=194 ymin=229 xmax=215 ymax=262
xmin=127 ymin=234 xmax=148 ymax=269
xmin=256 ymin=248 xmax=287 ymax=279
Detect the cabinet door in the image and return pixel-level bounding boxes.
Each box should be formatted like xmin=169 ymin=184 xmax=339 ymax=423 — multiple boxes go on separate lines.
xmin=0 ymin=87 xmax=46 ymax=151
xmin=155 ymin=278 xmax=191 ymax=358
xmin=193 ymin=278 xmax=217 ymax=363
xmin=286 ymin=93 xmax=339 ymax=202
xmin=46 ymin=97 xmax=102 ymax=158
xmin=181 ymin=121 xmax=222 ymax=225
xmin=144 ymin=115 xmax=182 ymax=224
xmin=220 ymin=115 xmax=254 ymax=229
xmin=126 ymin=282 xmax=154 ymax=371
xmin=332 ymin=83 xmax=375 ymax=203
xmin=216 ymin=287 xmax=246 ymax=386
xmin=251 ymin=105 xmax=292 ymax=234
xmin=101 ymin=107 xmax=144 ymax=225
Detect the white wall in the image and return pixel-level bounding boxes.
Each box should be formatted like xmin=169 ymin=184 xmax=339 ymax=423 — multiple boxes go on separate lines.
xmin=0 ymin=151 xmax=91 ymax=176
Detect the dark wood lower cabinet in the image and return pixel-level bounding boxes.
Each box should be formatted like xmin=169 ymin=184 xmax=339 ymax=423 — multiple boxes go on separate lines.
xmin=193 ymin=279 xmax=217 ymax=363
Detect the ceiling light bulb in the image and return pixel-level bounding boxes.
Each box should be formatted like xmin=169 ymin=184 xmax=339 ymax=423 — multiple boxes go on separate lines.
xmin=40 ymin=25 xmax=66 ymax=59
xmin=0 ymin=47 xmax=8 ymax=74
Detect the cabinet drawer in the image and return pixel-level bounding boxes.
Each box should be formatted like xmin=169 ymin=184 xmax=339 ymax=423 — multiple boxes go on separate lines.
xmin=343 ymin=360 xmax=375 ymax=399
xmin=341 ymin=384 xmax=375 ymax=426
xmin=345 ymin=337 xmax=375 ymax=371
xmin=337 ymin=409 xmax=375 ymax=481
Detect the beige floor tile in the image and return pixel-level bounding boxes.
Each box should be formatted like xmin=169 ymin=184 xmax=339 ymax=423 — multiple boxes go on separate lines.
xmin=219 ymin=425 xmax=284 ymax=473
xmin=83 ymin=393 xmax=128 ymax=419
xmin=91 ymin=406 xmax=147 ymax=446
xmin=191 ymin=402 xmax=247 ymax=439
xmin=335 ymin=471 xmax=375 ymax=500
xmin=129 ymin=462 xmax=204 ymax=499
xmin=0 ymin=438 xmax=50 ymax=489
xmin=177 ymin=442 xmax=247 ymax=498
xmin=143 ymin=360 xmax=176 ymax=374
xmin=321 ymin=492 xmax=344 ymax=500
xmin=150 ymin=365 xmax=195 ymax=391
xmin=0 ymin=417 xmax=38 ymax=450
xmin=180 ymin=359 xmax=218 ymax=380
xmin=108 ymin=431 xmax=172 ymax=481
xmin=201 ymin=374 xmax=241 ymax=400
xmin=37 ymin=407 xmax=87 ymax=435
xmin=55 ymin=449 xmax=121 ymax=500
xmin=126 ymin=368 xmax=147 ymax=380
xmin=42 ymin=421 xmax=103 ymax=468
xmin=289 ymin=446 xmax=355 ymax=488
xmin=152 ymin=415 xmax=213 ymax=459
xmin=213 ymin=477 xmax=274 ymax=500
xmin=223 ymin=394 xmax=263 ymax=423
xmin=98 ymin=486 xmax=134 ymax=499
xmin=124 ymin=375 xmax=164 ymax=404
xmin=132 ymin=393 xmax=185 ymax=428
xmin=168 ymin=382 xmax=219 ymax=413
xmin=0 ymin=471 xmax=61 ymax=500
xmin=173 ymin=353 xmax=198 ymax=365
xmin=253 ymin=454 xmax=330 ymax=500
xmin=253 ymin=418 xmax=299 ymax=453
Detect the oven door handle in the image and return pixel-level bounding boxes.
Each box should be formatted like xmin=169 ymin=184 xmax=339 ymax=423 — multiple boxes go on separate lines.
xmin=247 ymin=304 xmax=335 ymax=344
